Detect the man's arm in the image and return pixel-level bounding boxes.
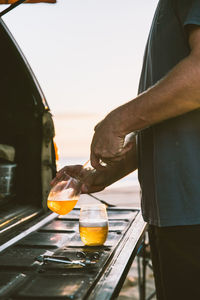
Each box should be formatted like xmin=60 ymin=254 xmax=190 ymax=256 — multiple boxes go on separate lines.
xmin=52 ymin=137 xmax=137 ymax=194
xmin=91 ymin=26 xmax=200 ymax=168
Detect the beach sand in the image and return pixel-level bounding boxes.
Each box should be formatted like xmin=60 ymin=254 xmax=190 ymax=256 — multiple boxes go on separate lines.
xmin=79 ymin=182 xmax=157 ymax=300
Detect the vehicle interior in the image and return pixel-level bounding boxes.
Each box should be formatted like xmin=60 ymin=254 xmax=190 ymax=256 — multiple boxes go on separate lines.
xmin=0 ymin=17 xmax=56 ymax=246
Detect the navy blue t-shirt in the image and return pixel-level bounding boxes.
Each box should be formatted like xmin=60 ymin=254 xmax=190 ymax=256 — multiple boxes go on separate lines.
xmin=138 ymin=0 xmax=200 ymax=226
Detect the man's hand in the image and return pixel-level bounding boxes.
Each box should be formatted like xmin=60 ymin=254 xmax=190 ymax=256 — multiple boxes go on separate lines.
xmin=51 ymin=142 xmax=138 ymax=194
xmin=51 ymin=164 xmax=111 ymax=194
xmin=90 ymin=113 xmax=135 ymax=169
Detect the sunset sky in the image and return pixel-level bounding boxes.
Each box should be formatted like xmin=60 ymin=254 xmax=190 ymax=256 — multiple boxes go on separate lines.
xmin=2 ymin=0 xmax=158 ymax=158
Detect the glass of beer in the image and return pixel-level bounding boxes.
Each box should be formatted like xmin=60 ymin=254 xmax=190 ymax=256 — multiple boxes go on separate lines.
xmin=79 ymin=204 xmax=108 ymax=246
xmin=47 ymin=177 xmax=81 ymax=215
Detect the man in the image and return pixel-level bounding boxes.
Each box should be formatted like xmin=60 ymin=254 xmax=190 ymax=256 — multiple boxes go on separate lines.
xmin=52 ymin=1 xmax=200 ymax=298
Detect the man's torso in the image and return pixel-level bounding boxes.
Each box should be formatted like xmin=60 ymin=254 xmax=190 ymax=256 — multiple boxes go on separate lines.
xmin=138 ymin=0 xmax=200 ymax=226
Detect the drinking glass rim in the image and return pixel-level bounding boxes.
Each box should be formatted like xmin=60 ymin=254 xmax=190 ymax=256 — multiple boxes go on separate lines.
xmin=80 ymin=203 xmax=107 ymax=210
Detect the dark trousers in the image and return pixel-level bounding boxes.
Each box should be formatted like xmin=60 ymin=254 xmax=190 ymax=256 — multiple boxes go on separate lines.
xmin=148 ymin=224 xmax=200 ymax=300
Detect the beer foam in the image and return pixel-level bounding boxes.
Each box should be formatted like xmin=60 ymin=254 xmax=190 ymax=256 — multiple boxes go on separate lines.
xmin=48 ymin=189 xmax=77 ymax=201
xmin=79 ymin=219 xmax=108 ymax=228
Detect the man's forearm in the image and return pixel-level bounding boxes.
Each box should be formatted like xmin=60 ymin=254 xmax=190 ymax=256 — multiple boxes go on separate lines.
xmin=110 ymin=28 xmax=200 ymax=135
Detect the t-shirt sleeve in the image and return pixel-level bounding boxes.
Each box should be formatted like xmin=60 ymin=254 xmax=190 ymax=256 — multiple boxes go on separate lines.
xmin=184 ymin=0 xmax=200 ymax=27
xmin=175 ymin=0 xmax=200 ymax=29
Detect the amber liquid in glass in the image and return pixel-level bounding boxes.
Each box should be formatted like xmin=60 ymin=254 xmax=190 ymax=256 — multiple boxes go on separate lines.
xmin=47 ymin=191 xmax=78 ymax=215
xmin=79 ymin=220 xmax=108 ymax=246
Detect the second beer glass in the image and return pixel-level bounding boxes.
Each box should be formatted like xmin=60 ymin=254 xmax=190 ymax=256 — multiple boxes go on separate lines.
xmin=79 ymin=204 xmax=108 ymax=246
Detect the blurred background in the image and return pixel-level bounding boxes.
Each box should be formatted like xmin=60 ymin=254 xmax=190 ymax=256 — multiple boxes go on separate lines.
xmin=2 ymin=0 xmax=158 ymax=186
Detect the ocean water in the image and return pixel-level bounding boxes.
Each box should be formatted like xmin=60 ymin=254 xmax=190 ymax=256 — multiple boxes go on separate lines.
xmin=58 ymin=156 xmax=139 ymax=189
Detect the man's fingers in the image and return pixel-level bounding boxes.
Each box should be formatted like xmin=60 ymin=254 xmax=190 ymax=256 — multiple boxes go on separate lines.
xmin=117 ymin=141 xmax=134 ymax=156
xmin=50 ymin=177 xmax=58 ymax=186
xmin=91 ymin=141 xmax=134 ymax=168
xmin=105 ymin=142 xmax=134 ymax=163
xmin=90 ymin=151 xmax=104 ymax=170
xmin=62 ymin=165 xmax=83 ymax=178
xmin=50 ymin=173 xmax=68 ymax=186
xmin=50 ymin=165 xmax=83 ymax=186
